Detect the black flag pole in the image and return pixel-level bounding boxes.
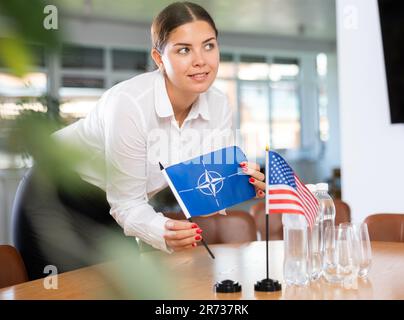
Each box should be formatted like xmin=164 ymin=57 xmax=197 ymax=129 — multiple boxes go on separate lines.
xmin=188 ymin=217 xmax=215 ymax=259
xmin=159 ymin=162 xmax=215 ymax=259
xmin=266 ymin=210 xmax=269 ymax=279
xmin=254 ymin=146 xmax=281 ymax=292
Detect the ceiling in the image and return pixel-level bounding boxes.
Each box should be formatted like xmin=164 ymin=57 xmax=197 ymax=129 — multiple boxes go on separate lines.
xmin=56 ymin=0 xmax=336 ymax=41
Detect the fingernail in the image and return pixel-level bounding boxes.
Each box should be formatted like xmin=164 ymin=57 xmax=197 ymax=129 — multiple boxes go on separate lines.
xmin=192 ymin=243 xmax=197 ymax=247
xmin=249 ymin=177 xmax=255 ymax=183
xmin=195 ymin=235 xmax=202 ymax=241
xmin=196 ymin=228 xmax=203 ymax=234
xmin=240 ymin=162 xmax=246 ymax=167
xmin=259 ymin=190 xmax=264 ymax=195
xmin=242 ymin=167 xmax=248 ymax=172
xmin=191 ymin=223 xmax=198 ymax=228
xmin=166 ymin=220 xmax=174 ymax=228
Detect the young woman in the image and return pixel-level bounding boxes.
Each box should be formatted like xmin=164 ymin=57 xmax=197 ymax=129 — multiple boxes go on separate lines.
xmin=13 ymin=1 xmax=266 ymax=280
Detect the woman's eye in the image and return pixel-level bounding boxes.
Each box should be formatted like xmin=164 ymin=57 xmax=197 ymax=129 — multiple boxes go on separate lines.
xmin=205 ymin=43 xmax=215 ymax=50
xmin=178 ymin=47 xmax=190 ymax=54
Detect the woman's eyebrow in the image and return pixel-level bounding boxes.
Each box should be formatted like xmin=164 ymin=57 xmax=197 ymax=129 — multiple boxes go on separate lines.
xmin=173 ymin=42 xmax=191 ymax=47
xmin=202 ymin=37 xmax=216 ymax=43
xmin=173 ymin=37 xmax=217 ymax=47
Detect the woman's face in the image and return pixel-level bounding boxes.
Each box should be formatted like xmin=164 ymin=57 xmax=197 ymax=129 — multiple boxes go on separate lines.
xmin=159 ymin=20 xmax=219 ymax=95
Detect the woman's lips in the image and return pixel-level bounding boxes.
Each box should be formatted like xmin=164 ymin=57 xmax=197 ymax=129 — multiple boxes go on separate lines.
xmin=188 ymin=72 xmax=209 ymax=81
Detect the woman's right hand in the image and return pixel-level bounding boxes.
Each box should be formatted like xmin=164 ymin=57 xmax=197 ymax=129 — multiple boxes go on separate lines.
xmin=164 ymin=219 xmax=203 ymax=252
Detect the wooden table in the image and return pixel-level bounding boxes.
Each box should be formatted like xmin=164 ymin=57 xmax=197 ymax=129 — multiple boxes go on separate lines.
xmin=1 ymin=241 xmax=404 ymax=300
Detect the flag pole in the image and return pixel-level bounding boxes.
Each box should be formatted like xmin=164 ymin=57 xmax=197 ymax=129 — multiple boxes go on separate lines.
xmin=188 ymin=217 xmax=215 ymax=259
xmin=254 ymin=146 xmax=281 ymax=292
xmin=265 ymin=145 xmax=269 ymax=280
xmin=159 ymin=162 xmax=215 ymax=259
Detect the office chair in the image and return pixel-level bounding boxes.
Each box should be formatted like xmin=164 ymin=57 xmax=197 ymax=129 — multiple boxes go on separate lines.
xmin=334 ymin=199 xmax=351 ymax=225
xmin=364 ymin=213 xmax=404 ymax=242
xmin=0 ymin=245 xmax=29 ymax=289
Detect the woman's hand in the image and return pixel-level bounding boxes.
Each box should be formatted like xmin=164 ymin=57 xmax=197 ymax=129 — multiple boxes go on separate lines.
xmin=164 ymin=219 xmax=203 ymax=252
xmin=240 ymin=162 xmax=265 ymax=198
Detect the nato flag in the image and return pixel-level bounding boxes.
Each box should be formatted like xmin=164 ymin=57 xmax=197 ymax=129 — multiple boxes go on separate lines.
xmin=163 ymin=146 xmax=256 ymax=217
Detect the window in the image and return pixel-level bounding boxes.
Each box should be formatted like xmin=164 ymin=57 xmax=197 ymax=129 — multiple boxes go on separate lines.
xmin=239 ymin=81 xmax=270 ymax=159
xmin=58 ymin=46 xmax=153 ymax=122
xmin=269 ymin=58 xmax=299 ymax=81
xmin=213 ymin=79 xmax=237 ymax=114
xmin=112 ymin=49 xmax=148 ymax=71
xmin=0 ymin=72 xmax=47 ymax=97
xmin=270 ymin=81 xmax=300 ymax=149
xmin=61 ymin=76 xmax=104 ymax=89
xmin=317 ymin=53 xmax=329 ymax=142
xmin=59 ymin=85 xmax=104 ymax=123
xmin=0 ymin=72 xmax=47 ymax=119
xmin=238 ymin=55 xmax=269 ymax=80
xmin=217 ymin=53 xmax=236 ymax=79
xmin=215 ymin=53 xmax=303 ymax=161
xmin=59 ymin=95 xmax=100 ymax=121
xmin=61 ymin=45 xmax=104 ymax=69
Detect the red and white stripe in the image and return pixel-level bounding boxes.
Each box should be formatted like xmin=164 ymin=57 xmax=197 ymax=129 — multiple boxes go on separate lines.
xmin=266 ymin=175 xmax=318 ymax=228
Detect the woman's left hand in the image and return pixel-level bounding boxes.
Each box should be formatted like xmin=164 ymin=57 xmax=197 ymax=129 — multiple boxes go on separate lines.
xmin=240 ymin=162 xmax=265 ymax=198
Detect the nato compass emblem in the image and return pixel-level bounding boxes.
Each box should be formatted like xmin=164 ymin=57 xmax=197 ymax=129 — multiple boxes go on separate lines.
xmin=196 ymin=170 xmax=225 ymax=197
xmin=178 ymin=161 xmax=243 ymax=207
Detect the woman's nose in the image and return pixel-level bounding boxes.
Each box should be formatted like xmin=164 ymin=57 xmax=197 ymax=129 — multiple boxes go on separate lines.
xmin=192 ymin=50 xmax=206 ymax=67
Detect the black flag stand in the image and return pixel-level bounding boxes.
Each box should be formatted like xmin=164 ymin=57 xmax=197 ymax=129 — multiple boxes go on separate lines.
xmin=254 ymin=147 xmax=282 ymax=292
xmin=254 ymin=214 xmax=282 ymax=292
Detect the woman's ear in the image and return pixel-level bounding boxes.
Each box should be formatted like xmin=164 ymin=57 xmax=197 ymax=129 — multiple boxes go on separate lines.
xmin=151 ymin=48 xmax=163 ymax=70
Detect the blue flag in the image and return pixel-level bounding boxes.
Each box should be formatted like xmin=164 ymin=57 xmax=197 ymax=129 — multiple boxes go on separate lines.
xmin=161 ymin=146 xmax=256 ymax=217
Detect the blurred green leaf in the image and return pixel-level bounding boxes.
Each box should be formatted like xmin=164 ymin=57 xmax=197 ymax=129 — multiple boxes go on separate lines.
xmin=0 ymin=37 xmax=33 ymax=77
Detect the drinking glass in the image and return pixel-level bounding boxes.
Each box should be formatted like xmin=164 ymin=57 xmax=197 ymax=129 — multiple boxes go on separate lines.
xmin=336 ymin=225 xmax=359 ymax=288
xmin=323 ymin=225 xmax=359 ymax=285
xmin=323 ymin=225 xmax=341 ymax=284
xmin=340 ymin=222 xmax=372 ymax=278
xmin=283 ymin=227 xmax=310 ymax=286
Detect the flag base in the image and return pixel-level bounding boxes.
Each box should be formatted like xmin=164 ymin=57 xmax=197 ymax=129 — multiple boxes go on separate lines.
xmin=214 ymin=279 xmax=242 ymax=293
xmin=254 ymin=278 xmax=282 ymax=292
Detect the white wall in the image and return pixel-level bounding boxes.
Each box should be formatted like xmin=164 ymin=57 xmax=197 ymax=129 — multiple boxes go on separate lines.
xmin=337 ymin=0 xmax=404 ymax=222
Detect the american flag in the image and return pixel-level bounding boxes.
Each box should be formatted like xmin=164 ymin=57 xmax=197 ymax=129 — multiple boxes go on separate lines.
xmin=266 ymin=150 xmax=318 ymax=228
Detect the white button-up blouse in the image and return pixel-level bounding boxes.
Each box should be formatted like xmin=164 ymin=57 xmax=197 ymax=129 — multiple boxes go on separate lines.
xmin=53 ymin=70 xmax=233 ymax=253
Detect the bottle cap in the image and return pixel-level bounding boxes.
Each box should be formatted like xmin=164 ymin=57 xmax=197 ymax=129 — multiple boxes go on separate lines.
xmin=214 ymin=280 xmax=242 ymax=293
xmin=305 ymin=184 xmax=317 ymax=193
xmin=316 ymin=183 xmax=328 ymax=191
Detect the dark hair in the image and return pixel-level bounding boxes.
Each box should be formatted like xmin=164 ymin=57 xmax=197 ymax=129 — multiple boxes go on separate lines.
xmin=151 ymin=1 xmax=218 ymax=53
